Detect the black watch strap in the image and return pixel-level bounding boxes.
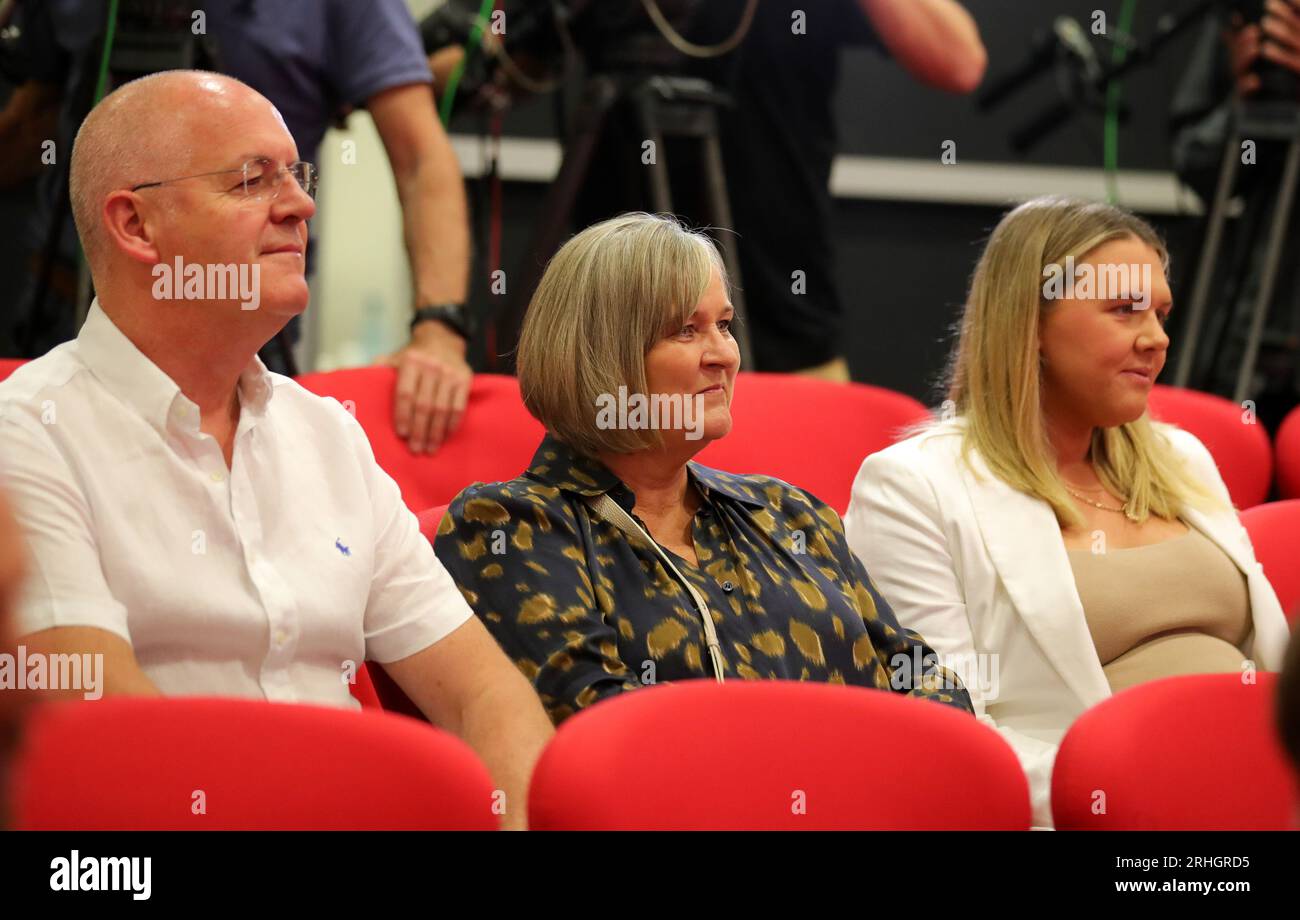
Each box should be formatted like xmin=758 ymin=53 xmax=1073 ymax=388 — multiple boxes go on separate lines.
xmin=411 ymin=303 xmax=471 ymax=340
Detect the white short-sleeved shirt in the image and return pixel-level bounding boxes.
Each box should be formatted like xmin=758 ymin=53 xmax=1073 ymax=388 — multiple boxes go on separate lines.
xmin=0 ymin=301 xmax=471 ymax=707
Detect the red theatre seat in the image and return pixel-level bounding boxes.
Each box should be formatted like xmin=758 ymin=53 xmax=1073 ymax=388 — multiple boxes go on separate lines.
xmin=1147 ymin=384 xmax=1272 ymax=508
xmin=349 ymin=663 xmax=383 ymax=710
xmin=1277 ymin=404 xmax=1300 ymax=500
xmin=696 ymin=372 xmax=931 ymax=513
xmin=417 ymin=503 xmax=450 ymax=544
xmin=529 ymin=680 xmax=1031 ymax=830
xmin=1052 ymin=673 xmax=1298 ymax=830
xmin=1240 ymin=500 xmax=1300 ymax=625
xmin=294 ymin=367 xmax=543 ymax=512
xmin=11 ymin=698 xmax=499 ymax=830
xmin=0 ymin=358 xmax=27 ymax=382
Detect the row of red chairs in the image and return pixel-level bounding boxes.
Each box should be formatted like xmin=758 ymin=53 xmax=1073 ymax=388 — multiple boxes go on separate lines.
xmin=293 ymin=367 xmax=929 ymax=515
xmin=0 ymin=358 xmax=1288 ymax=511
xmin=10 ymin=673 xmax=1295 ymax=830
xmin=294 ymin=367 xmax=1284 ymax=513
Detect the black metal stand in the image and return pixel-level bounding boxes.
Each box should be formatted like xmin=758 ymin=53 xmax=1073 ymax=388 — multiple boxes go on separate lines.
xmin=494 ymin=72 xmax=752 ymax=372
xmin=981 ymin=1 xmax=1218 ymax=153
xmin=1173 ymin=98 xmax=1300 ymax=402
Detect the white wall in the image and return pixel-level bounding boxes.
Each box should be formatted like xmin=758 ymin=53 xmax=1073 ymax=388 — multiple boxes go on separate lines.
xmin=307 ymin=113 xmax=411 ymax=372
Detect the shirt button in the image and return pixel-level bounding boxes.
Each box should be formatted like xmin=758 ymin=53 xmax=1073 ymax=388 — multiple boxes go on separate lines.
xmin=721 ymin=580 xmax=734 ymax=593
xmin=210 ymin=471 xmax=225 ymax=483
xmin=273 ymin=630 xmax=288 ymax=645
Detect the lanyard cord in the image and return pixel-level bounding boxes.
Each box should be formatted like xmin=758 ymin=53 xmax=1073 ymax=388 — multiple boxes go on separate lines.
xmin=583 ymin=493 xmax=726 ymax=683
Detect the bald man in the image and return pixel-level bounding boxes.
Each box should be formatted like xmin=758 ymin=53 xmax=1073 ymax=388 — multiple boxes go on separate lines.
xmin=0 ymin=71 xmax=552 ymax=829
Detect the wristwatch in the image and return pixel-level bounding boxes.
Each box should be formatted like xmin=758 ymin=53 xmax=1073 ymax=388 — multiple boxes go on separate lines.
xmin=411 ymin=302 xmax=472 ymax=341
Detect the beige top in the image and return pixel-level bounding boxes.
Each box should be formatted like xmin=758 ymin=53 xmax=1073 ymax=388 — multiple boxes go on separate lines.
xmin=1066 ymin=528 xmax=1251 ymax=694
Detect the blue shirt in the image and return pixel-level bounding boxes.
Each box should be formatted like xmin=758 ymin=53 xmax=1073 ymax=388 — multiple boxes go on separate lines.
xmin=28 ymin=0 xmax=432 ymax=165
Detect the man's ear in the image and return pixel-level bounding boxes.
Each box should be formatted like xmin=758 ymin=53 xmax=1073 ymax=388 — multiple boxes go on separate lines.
xmin=102 ymin=190 xmax=161 ymax=265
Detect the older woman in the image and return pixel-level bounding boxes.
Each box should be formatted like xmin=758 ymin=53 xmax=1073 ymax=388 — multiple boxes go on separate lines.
xmin=434 ymin=213 xmax=970 ymax=724
xmin=844 ymin=196 xmax=1291 ymax=826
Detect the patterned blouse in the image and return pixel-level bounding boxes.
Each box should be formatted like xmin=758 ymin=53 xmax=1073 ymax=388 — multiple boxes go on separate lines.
xmin=434 ymin=434 xmax=972 ymax=724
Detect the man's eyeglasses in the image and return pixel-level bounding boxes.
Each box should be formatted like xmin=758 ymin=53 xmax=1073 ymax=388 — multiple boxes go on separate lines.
xmin=130 ymin=157 xmax=318 ymax=201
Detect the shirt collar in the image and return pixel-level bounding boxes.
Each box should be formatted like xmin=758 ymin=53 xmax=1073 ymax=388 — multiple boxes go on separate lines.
xmin=686 ymin=461 xmax=769 ymax=509
xmin=525 ymin=433 xmax=767 ymax=510
xmin=77 ymin=299 xmax=276 ymax=438
xmin=526 ymin=434 xmax=625 ymax=498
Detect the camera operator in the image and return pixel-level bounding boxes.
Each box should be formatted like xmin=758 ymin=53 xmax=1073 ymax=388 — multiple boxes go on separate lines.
xmin=425 ymin=0 xmax=985 ymax=380
xmin=682 ymin=0 xmax=985 ymax=380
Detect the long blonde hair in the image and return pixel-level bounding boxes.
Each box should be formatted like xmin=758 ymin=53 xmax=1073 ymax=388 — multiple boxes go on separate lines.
xmin=945 ymin=195 xmax=1219 ymax=527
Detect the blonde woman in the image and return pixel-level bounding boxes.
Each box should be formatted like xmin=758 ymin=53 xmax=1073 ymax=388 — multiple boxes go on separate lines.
xmin=434 ymin=213 xmax=971 ymax=725
xmin=844 ymin=196 xmax=1291 ymax=827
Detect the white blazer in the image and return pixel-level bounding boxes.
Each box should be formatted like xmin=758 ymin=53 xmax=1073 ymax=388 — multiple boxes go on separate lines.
xmin=843 ymin=419 xmax=1291 ymax=828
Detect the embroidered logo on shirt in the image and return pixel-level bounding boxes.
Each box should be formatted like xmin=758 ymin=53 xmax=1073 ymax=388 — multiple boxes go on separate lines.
xmin=335 ymin=538 xmax=351 ymax=557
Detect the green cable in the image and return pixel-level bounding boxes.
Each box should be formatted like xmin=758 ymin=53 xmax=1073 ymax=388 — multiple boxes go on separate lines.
xmin=92 ymin=0 xmax=120 ymax=104
xmin=77 ymin=0 xmax=120 ymax=288
xmin=438 ymin=0 xmax=496 ymax=126
xmin=1104 ymin=0 xmax=1139 ymax=204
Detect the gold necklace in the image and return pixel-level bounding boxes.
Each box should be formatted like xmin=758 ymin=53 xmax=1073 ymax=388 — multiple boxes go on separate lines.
xmin=1064 ymin=485 xmax=1126 ymax=513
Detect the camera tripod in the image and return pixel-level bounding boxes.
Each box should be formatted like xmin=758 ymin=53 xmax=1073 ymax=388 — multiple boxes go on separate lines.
xmin=493 ymin=70 xmax=753 ymax=372
xmin=1172 ymin=96 xmax=1300 ymax=404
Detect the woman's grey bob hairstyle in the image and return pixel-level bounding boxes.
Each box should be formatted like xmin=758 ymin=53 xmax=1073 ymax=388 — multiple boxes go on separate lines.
xmin=517 ymin=211 xmax=730 ymax=457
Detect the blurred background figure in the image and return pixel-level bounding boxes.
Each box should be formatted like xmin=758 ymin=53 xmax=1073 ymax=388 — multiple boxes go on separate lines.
xmin=0 ymin=0 xmax=474 ymax=453
xmin=423 ymin=0 xmax=984 ymax=380
xmin=673 ymin=0 xmax=986 ymax=380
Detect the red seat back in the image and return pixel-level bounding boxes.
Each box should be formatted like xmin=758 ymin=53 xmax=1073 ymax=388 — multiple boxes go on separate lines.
xmin=11 ymin=698 xmax=499 ymax=829
xmin=349 ymin=663 xmax=383 ymax=710
xmin=1277 ymin=405 xmax=1300 ymax=500
xmin=417 ymin=503 xmax=450 ymax=544
xmin=1052 ymin=673 xmax=1298 ymax=830
xmin=0 ymin=358 xmax=25 ymax=382
xmin=294 ymin=368 xmax=543 ymax=512
xmin=696 ymin=372 xmax=931 ymax=513
xmin=1240 ymin=500 xmax=1300 ymax=625
xmin=1147 ymin=385 xmax=1272 ymax=508
xmin=529 ymin=680 xmax=1031 ymax=830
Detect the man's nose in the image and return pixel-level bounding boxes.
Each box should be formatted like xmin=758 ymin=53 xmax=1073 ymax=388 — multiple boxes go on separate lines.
xmin=271 ymin=173 xmax=316 ymax=223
